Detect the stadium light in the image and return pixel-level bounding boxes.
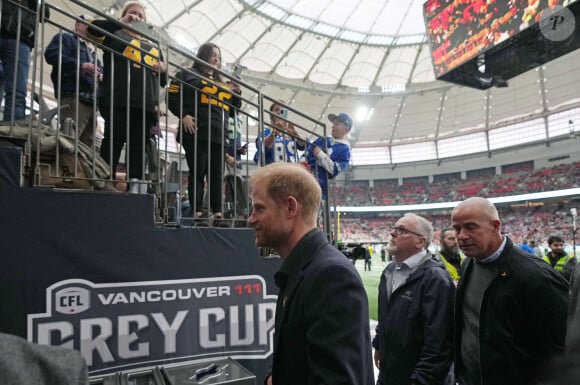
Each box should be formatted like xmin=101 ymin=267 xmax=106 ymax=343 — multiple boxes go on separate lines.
xmin=356 ymin=107 xmax=368 ymax=122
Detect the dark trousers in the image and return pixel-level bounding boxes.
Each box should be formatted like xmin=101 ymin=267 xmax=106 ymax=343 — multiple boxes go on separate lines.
xmin=100 ymin=106 xmax=155 ymax=180
xmin=183 ymin=137 xmax=223 ymax=214
xmin=0 ymin=37 xmax=31 ymax=121
xmin=365 ymin=258 xmax=372 ymax=271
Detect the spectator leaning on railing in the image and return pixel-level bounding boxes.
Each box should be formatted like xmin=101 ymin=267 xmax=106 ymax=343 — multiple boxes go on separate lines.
xmin=167 ymin=42 xmax=242 ymax=226
xmin=45 ymin=15 xmax=103 ymax=148
xmin=303 ymin=112 xmax=352 ymax=200
xmin=87 ymin=1 xmax=167 ymax=193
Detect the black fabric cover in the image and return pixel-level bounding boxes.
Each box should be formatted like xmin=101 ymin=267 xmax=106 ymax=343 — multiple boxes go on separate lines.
xmin=0 ymin=188 xmax=280 ymax=380
xmin=0 ymin=141 xmax=22 ymax=187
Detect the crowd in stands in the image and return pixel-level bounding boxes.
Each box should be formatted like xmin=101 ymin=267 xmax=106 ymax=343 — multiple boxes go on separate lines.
xmin=338 ymin=202 xmax=578 ymax=247
xmin=337 ymin=161 xmax=580 ymax=245
xmin=333 ymin=162 xmax=580 ymax=207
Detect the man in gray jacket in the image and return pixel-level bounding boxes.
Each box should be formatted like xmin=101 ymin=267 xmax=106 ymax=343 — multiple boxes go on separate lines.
xmin=374 ymin=213 xmax=455 ymax=385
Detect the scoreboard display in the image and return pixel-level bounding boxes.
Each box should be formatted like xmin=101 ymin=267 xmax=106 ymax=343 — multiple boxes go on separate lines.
xmin=424 ymin=0 xmax=579 ymax=77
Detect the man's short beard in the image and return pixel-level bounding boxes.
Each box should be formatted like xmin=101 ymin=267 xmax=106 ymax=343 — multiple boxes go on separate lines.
xmin=443 ymin=246 xmax=459 ymax=254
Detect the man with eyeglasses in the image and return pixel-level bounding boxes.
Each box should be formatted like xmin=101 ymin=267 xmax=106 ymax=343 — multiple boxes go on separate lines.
xmin=452 ymin=197 xmax=568 ymax=385
xmin=373 ymin=213 xmax=455 ymax=385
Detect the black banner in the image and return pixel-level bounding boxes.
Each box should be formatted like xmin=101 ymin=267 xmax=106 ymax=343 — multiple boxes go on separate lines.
xmin=0 ymin=188 xmax=281 ymax=378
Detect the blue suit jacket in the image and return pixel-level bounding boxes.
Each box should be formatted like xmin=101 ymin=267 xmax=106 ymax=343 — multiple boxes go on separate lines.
xmin=271 ymin=230 xmax=374 ymax=385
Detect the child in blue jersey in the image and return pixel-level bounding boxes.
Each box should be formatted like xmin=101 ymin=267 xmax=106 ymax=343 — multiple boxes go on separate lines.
xmin=304 ymin=112 xmax=352 ymax=199
xmin=254 ymin=102 xmax=305 ymax=164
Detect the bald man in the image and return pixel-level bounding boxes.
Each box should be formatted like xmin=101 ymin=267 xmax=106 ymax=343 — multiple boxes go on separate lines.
xmin=451 ymin=197 xmax=568 ymax=385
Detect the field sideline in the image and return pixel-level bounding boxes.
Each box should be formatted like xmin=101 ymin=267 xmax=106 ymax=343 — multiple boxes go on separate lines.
xmin=353 ymin=254 xmax=387 ymax=321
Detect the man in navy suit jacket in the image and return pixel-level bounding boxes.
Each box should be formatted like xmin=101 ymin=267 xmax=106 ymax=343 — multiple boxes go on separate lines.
xmin=248 ymin=163 xmax=374 ymax=385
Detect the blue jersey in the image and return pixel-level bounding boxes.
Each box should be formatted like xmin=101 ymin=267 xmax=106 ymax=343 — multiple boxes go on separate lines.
xmin=304 ymin=137 xmax=350 ymax=199
xmin=254 ymin=129 xmax=304 ymax=164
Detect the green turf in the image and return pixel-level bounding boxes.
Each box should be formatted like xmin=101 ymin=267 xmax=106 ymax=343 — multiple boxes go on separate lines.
xmin=354 ymin=255 xmax=386 ymax=321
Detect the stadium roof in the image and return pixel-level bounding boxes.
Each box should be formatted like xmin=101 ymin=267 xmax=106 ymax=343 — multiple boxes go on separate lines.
xmin=46 ymin=0 xmax=580 ymax=165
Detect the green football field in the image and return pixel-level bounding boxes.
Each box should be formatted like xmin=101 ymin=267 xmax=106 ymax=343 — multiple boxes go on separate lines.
xmin=353 ymin=255 xmax=386 ymax=321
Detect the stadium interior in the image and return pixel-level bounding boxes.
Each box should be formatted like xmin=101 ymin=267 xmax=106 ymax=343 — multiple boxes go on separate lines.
xmin=1 ymin=0 xmax=579 ymax=381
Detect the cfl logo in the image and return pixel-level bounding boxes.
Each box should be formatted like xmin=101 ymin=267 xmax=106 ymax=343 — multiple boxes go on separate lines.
xmin=55 ymin=287 xmax=90 ymax=315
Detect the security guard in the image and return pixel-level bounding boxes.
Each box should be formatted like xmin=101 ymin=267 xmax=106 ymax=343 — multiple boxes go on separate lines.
xmin=544 ymin=235 xmax=577 ymax=281
xmin=438 ymin=228 xmax=464 ymax=283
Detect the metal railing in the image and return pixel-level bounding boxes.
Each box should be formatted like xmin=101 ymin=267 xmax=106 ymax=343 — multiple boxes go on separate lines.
xmin=0 ymin=0 xmax=338 ymax=240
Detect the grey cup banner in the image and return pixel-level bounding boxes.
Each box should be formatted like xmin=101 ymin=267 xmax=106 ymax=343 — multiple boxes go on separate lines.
xmin=0 ymin=188 xmax=281 ymax=378
xmin=28 ymin=276 xmax=277 ymax=374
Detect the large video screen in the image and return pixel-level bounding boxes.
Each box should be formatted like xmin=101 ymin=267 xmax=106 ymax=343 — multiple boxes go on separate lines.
xmin=424 ymin=0 xmax=578 ymax=77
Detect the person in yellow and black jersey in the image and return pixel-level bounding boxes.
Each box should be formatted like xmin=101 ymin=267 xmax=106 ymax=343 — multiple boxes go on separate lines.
xmin=167 ymin=42 xmax=242 ymax=226
xmin=88 ymin=1 xmax=167 ymax=189
xmin=437 ymin=228 xmax=464 ymax=285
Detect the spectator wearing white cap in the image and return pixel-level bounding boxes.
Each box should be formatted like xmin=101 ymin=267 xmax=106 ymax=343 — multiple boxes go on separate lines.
xmin=304 ymin=112 xmax=352 ymax=199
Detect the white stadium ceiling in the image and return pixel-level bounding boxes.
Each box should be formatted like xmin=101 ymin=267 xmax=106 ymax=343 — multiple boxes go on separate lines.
xmin=47 ymin=0 xmax=580 ymax=164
